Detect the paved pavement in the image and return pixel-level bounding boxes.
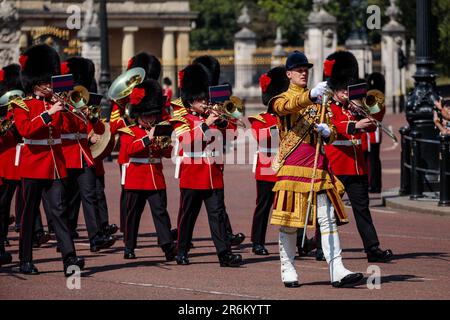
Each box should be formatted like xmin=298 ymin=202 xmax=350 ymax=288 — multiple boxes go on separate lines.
xmin=1 ymin=113 xmax=449 ymax=300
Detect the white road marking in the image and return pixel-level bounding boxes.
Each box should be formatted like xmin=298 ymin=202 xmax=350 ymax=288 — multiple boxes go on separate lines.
xmin=120 ymin=281 xmax=268 ymax=299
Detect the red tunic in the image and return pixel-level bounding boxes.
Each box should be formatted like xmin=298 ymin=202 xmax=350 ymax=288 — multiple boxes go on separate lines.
xmin=61 ymin=113 xmax=105 ymax=169
xmin=324 ymin=100 xmax=376 ymax=176
xmin=0 ymin=112 xmax=21 ymax=181
xmin=170 ymin=111 xmax=232 ymax=190
xmin=122 ymin=125 xmax=171 ymax=191
xmin=13 ymin=97 xmax=67 ymax=180
xmin=248 ymin=112 xmax=278 ymax=183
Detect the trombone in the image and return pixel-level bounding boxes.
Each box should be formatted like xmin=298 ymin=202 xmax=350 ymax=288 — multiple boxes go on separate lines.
xmin=35 ymin=84 xmax=89 ymax=124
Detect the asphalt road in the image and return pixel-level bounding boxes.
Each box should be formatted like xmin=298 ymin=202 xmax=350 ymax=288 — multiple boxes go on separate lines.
xmin=1 ymin=114 xmax=449 ymax=300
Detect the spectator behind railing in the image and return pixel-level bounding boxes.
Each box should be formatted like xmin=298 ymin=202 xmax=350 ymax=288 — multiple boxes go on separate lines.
xmin=434 ymin=98 xmax=450 ymax=135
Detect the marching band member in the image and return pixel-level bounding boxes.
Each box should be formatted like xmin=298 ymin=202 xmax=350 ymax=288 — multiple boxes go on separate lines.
xmin=323 ymin=51 xmax=393 ymax=263
xmin=192 ymin=55 xmax=246 ymax=247
xmin=121 ymin=79 xmax=176 ymax=260
xmin=60 ymin=57 xmax=115 ymax=252
xmin=364 ymin=72 xmax=386 ymax=193
xmin=13 ymin=44 xmax=84 ymax=275
xmin=170 ymin=63 xmax=242 ymax=267
xmin=270 ymin=50 xmax=363 ymax=288
xmin=110 ymin=52 xmax=162 ymax=233
xmin=247 ymin=66 xmax=289 ymax=255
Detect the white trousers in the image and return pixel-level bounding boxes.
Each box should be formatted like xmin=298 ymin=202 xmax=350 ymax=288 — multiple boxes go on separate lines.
xmin=279 ymin=193 xmax=353 ymax=283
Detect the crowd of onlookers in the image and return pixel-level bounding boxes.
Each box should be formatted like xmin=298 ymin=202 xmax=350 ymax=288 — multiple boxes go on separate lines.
xmin=434 ymin=98 xmax=450 ymax=135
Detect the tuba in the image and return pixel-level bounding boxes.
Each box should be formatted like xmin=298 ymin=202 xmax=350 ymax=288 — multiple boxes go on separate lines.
xmin=0 ymin=89 xmax=25 ymax=107
xmin=108 ymin=67 xmax=146 ymax=119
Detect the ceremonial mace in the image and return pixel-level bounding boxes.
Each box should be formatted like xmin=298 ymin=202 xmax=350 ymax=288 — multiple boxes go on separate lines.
xmin=301 ymin=89 xmax=332 ymax=248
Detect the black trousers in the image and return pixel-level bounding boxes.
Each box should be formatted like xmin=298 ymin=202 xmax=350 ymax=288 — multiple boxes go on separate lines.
xmin=20 ymin=179 xmax=75 ymax=262
xmin=1 ymin=180 xmax=44 ymax=239
xmin=95 ymin=175 xmax=110 ymax=228
xmin=124 ymin=189 xmax=173 ymax=250
xmin=251 ymin=180 xmax=275 ymax=245
xmin=365 ymin=143 xmax=383 ymax=192
xmin=177 ymin=189 xmax=230 ymax=255
xmin=67 ymin=165 xmax=100 ymax=240
xmin=338 ymin=174 xmax=380 ymax=251
xmin=120 ymin=186 xmax=127 ymax=233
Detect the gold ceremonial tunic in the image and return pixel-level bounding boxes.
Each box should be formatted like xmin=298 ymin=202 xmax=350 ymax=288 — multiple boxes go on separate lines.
xmin=269 ymin=83 xmax=348 ymax=229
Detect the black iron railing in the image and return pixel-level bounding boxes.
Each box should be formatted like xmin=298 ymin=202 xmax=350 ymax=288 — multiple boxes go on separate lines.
xmin=400 ymin=127 xmax=450 ymax=206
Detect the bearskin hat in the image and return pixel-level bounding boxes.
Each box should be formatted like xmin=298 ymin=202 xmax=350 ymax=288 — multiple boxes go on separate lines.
xmin=367 ymin=72 xmax=385 ymax=94
xmin=0 ymin=64 xmax=23 ymax=98
xmin=193 ymin=55 xmax=221 ymax=86
xmin=127 ymin=52 xmax=161 ymax=81
xmin=61 ymin=57 xmax=97 ymax=92
xmin=20 ymin=44 xmax=61 ymax=94
xmin=179 ymin=63 xmax=211 ymax=107
xmin=128 ymin=79 xmax=163 ymax=118
xmin=260 ymin=66 xmax=289 ymax=107
xmin=324 ymin=51 xmax=359 ymax=90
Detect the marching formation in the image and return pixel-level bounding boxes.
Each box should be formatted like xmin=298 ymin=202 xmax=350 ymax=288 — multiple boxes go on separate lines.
xmin=0 ymin=43 xmax=393 ymax=288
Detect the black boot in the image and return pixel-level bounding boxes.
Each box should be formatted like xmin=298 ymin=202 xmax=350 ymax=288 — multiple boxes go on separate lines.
xmin=219 ymin=251 xmax=242 ymax=267
xmin=367 ymin=246 xmax=393 ymax=263
xmin=33 ymin=231 xmax=51 ymax=248
xmin=0 ymin=245 xmax=12 ymax=266
xmin=315 ymin=248 xmax=326 ymax=261
xmin=90 ymin=234 xmax=116 ymax=252
xmin=332 ymin=273 xmax=364 ymax=288
xmin=123 ymin=247 xmax=136 ymax=259
xmin=63 ymin=255 xmax=85 ymax=277
xmin=19 ymin=262 xmax=39 ymax=275
xmin=252 ymin=243 xmax=269 ymax=256
xmin=103 ymin=224 xmax=119 ymax=237
xmin=162 ymin=243 xmax=177 ymax=262
xmin=229 ymin=233 xmax=246 ymax=246
xmin=176 ymin=252 xmax=190 ymax=265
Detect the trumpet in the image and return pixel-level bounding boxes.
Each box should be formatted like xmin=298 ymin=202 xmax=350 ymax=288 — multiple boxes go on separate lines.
xmin=35 ymin=84 xmax=89 ymax=124
xmin=346 ymin=92 xmax=397 ymax=143
xmin=205 ymin=96 xmax=246 ymax=127
xmin=152 ymin=135 xmax=172 ymax=150
xmin=0 ymin=117 xmax=13 ymax=135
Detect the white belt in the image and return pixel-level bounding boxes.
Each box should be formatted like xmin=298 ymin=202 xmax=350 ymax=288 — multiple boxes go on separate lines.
xmin=332 ymin=139 xmax=361 ymax=146
xmin=61 ymin=133 xmax=88 ymax=140
xmin=183 ymin=151 xmax=216 ymax=158
xmin=23 ymin=138 xmax=62 ymax=146
xmin=259 ymin=147 xmax=278 ymax=153
xmin=129 ymin=157 xmax=161 ymax=164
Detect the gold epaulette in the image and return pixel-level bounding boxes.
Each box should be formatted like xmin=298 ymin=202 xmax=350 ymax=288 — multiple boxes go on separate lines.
xmin=169 ymin=116 xmax=190 ymax=136
xmin=171 ymin=98 xmax=184 ymax=108
xmin=158 ymin=120 xmax=170 ymax=125
xmin=11 ymin=97 xmax=29 ymax=112
xmin=117 ymin=125 xmax=135 ymax=137
xmin=248 ymin=113 xmax=267 ymax=124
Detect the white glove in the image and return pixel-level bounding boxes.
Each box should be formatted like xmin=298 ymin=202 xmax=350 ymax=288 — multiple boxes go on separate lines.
xmin=316 ymin=123 xmax=331 ymax=138
xmin=310 ymin=81 xmax=328 ymax=99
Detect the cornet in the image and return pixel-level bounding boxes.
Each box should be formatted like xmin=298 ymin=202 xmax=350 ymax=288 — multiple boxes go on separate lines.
xmin=0 ymin=117 xmax=13 ymax=136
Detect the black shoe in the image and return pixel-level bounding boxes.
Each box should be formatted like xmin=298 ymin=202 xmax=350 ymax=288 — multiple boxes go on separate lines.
xmin=284 ymin=281 xmax=300 ymax=288
xmin=163 ymin=244 xmax=177 ymax=262
xmin=123 ymin=248 xmax=136 ymax=259
xmin=315 ymin=248 xmax=326 ymax=261
xmin=176 ymin=254 xmax=190 ymax=265
xmin=219 ymin=252 xmax=242 ymax=267
xmin=0 ymin=252 xmax=12 ymax=266
xmin=90 ymin=234 xmax=116 ymax=252
xmin=332 ymin=273 xmax=364 ymax=288
xmin=19 ymin=262 xmax=39 ymax=275
xmin=367 ymin=247 xmax=393 ymax=263
xmin=230 ymin=233 xmax=245 ymax=247
xmin=71 ymin=231 xmax=80 ymax=239
xmin=297 ymin=237 xmax=316 ymax=257
xmin=36 ymin=232 xmax=51 ymax=246
xmin=103 ymin=224 xmax=119 ymax=237
xmin=252 ymin=244 xmax=269 ymax=256
xmin=63 ymin=256 xmax=85 ymax=277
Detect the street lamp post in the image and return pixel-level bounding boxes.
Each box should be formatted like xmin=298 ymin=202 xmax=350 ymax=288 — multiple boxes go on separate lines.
xmin=405 ymin=0 xmax=440 ymax=188
xmin=98 ymin=0 xmax=111 ymax=120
